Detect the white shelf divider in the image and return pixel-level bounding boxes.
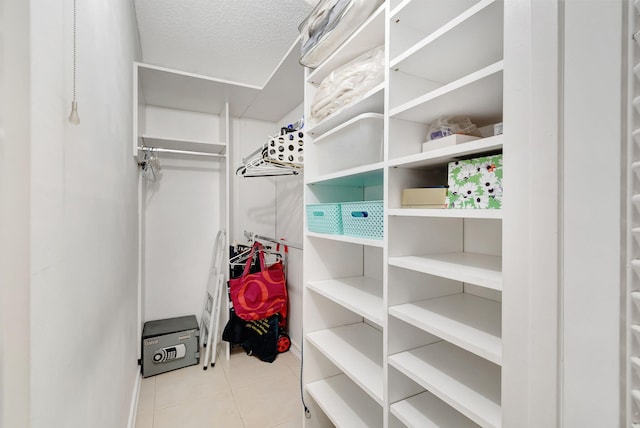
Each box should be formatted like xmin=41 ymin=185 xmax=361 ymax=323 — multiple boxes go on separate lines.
xmin=307 ymin=231 xmax=385 ymax=248
xmin=388 ymin=208 xmax=502 ymax=220
xmin=306 ymin=323 xmax=384 ymax=405
xmin=306 ymin=374 xmax=383 ymax=428
xmin=390 ymin=390 xmax=480 ymax=428
xmin=389 ymin=341 xmax=501 ymax=428
xmin=308 ymin=276 xmax=384 ymax=327
xmin=388 ymin=134 xmax=503 ymax=169
xmin=388 ymin=252 xmax=502 ymax=291
xmin=389 ymin=293 xmax=502 ymax=365
xmin=390 ymin=0 xmax=502 ymax=84
xmin=141 ymin=135 xmax=226 ymax=154
xmin=390 ymin=61 xmax=503 ymax=127
xmin=305 ymin=163 xmax=384 ymax=186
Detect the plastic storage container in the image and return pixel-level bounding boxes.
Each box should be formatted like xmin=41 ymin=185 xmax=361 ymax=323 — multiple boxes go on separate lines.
xmin=306 ymin=203 xmax=343 ymax=234
xmin=313 ymin=113 xmax=383 ymax=176
xmin=341 ymin=200 xmax=383 ymax=239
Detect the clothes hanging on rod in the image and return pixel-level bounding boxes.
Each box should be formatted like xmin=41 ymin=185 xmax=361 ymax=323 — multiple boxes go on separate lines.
xmin=237 ymin=119 xmax=305 ymax=178
xmin=138 ymin=147 xmax=162 ymax=182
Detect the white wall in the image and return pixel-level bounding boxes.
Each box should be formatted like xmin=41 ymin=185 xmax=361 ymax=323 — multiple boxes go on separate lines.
xmin=562 ymin=1 xmax=622 ymax=425
xmin=232 ymin=117 xmax=278 ymax=243
xmin=276 ymin=103 xmax=305 ymax=354
xmin=1 ymin=1 xmax=31 ymax=427
xmin=231 ymin=106 xmax=305 ymax=354
xmin=143 ymin=154 xmax=223 ymax=321
xmin=29 ymin=0 xmax=141 ymax=427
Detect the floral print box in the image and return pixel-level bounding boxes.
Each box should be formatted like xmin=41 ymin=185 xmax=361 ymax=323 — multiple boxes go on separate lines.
xmin=446 ymin=154 xmax=503 ymax=209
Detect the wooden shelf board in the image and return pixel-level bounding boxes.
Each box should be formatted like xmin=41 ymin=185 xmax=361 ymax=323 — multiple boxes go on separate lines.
xmin=307 ymin=84 xmax=385 ymax=136
xmin=388 ymin=208 xmax=502 ymax=219
xmin=307 ymin=4 xmax=386 ymax=86
xmin=389 ymin=341 xmax=501 ymax=428
xmin=306 ymin=231 xmax=384 ymax=248
xmin=390 ymin=390 xmax=480 ymax=428
xmin=306 ymin=323 xmax=384 ymax=405
xmin=305 ymin=164 xmax=384 ymax=187
xmin=389 ymin=293 xmax=502 ymax=365
xmin=388 ymin=135 xmax=503 ymax=169
xmin=141 ymin=135 xmax=226 ymax=154
xmin=308 ymin=276 xmax=384 ymax=327
xmin=390 ymin=61 xmax=503 ymax=127
xmin=306 ymin=374 xmax=383 ymax=428
xmin=388 ymin=252 xmax=502 ymax=291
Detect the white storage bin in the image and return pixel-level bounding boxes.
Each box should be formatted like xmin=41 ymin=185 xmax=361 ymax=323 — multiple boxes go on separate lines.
xmin=313 ymin=113 xmax=383 ymax=175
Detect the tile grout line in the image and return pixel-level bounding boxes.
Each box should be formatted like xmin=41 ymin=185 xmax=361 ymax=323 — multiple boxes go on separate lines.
xmin=219 ymin=349 xmax=248 ymax=428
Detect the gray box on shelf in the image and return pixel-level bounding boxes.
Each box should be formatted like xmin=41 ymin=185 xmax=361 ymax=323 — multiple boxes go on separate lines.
xmin=141 ymin=315 xmax=200 ymax=377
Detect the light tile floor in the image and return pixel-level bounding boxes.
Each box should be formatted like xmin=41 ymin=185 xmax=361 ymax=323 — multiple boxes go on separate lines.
xmin=135 ymin=347 xmax=303 ymax=428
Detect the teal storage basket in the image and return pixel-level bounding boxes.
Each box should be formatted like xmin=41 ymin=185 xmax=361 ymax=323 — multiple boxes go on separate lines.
xmin=341 ymin=201 xmax=383 ymax=239
xmin=306 ymin=203 xmax=343 ymax=235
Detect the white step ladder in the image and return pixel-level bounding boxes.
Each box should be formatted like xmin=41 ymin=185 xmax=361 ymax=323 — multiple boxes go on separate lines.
xmin=200 ymin=229 xmax=226 ymax=369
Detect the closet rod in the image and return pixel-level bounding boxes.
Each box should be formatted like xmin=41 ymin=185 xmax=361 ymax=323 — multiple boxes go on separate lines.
xmin=138 ymin=146 xmax=226 ymax=158
xmin=244 ymin=230 xmax=303 ymax=250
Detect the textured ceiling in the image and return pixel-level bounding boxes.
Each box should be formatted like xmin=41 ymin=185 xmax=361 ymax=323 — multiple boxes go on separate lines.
xmin=133 ymin=0 xmax=314 ymax=87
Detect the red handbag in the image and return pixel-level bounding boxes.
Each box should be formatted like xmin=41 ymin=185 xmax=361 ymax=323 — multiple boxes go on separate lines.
xmin=229 ymin=242 xmax=288 ymax=321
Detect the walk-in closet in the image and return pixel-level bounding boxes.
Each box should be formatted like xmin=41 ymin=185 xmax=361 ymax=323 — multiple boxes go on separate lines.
xmin=0 ymin=0 xmax=628 ymax=427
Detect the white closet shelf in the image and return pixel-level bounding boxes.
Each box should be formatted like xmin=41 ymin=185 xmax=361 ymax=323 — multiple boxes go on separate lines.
xmin=307 ymin=231 xmax=384 ymax=248
xmin=306 ymin=164 xmax=384 ymax=186
xmin=390 ymin=390 xmax=480 ymax=428
xmin=389 ymin=293 xmax=502 ymax=365
xmin=390 ymin=61 xmax=503 ymax=127
xmin=308 ymin=276 xmax=384 ymax=327
xmin=388 ymin=208 xmax=502 ymax=219
xmin=306 ymin=374 xmax=383 ymax=428
xmin=388 ymin=252 xmax=502 ymax=291
xmin=306 ymin=323 xmax=384 ymax=405
xmin=390 ymin=0 xmax=503 ymax=85
xmin=140 ymin=135 xmax=226 ymax=154
xmin=389 ymin=134 xmax=503 ymax=169
xmin=389 ymin=341 xmax=501 ymax=428
xmin=307 ymin=3 xmax=386 ymax=86
xmin=307 ymin=84 xmax=385 ymax=136
xmin=137 ymin=62 xmax=259 ymax=117
xmin=389 ymin=0 xmax=480 ymax=32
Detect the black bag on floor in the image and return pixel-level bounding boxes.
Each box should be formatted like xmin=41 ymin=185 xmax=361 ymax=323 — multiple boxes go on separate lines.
xmin=222 ymin=310 xmax=279 ymax=363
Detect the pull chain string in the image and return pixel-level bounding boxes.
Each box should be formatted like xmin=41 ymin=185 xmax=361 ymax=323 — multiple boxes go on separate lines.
xmin=72 ymin=0 xmax=76 ymax=103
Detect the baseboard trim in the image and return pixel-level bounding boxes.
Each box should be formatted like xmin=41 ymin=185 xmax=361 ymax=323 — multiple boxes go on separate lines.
xmin=127 ymin=370 xmax=142 ymax=428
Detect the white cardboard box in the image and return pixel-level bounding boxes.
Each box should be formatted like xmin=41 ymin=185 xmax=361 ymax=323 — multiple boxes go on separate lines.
xmin=422 ymin=134 xmax=480 ymax=152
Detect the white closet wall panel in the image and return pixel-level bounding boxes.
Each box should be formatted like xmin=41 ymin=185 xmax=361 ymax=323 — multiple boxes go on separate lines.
xmin=232 ymin=118 xmax=278 ymax=241
xmin=276 ymin=102 xmax=305 ymax=354
xmin=144 ymin=106 xmax=219 ymax=143
xmin=563 ymin=1 xmax=622 ymax=426
xmin=144 ymin=156 xmax=222 ymax=321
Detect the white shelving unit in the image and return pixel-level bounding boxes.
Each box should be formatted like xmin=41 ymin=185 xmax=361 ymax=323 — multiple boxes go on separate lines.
xmin=133 ymin=62 xmax=232 ymax=159
xmin=388 ymin=253 xmax=502 ymax=291
xmin=306 ymin=375 xmax=384 ymax=428
xmin=390 ymin=391 xmax=481 ymax=428
xmin=306 ymin=323 xmax=384 ymax=405
xmin=389 ymin=342 xmax=501 ymax=428
xmin=303 ymin=1 xmax=505 ymax=426
xmin=307 ymin=277 xmax=384 ymax=327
